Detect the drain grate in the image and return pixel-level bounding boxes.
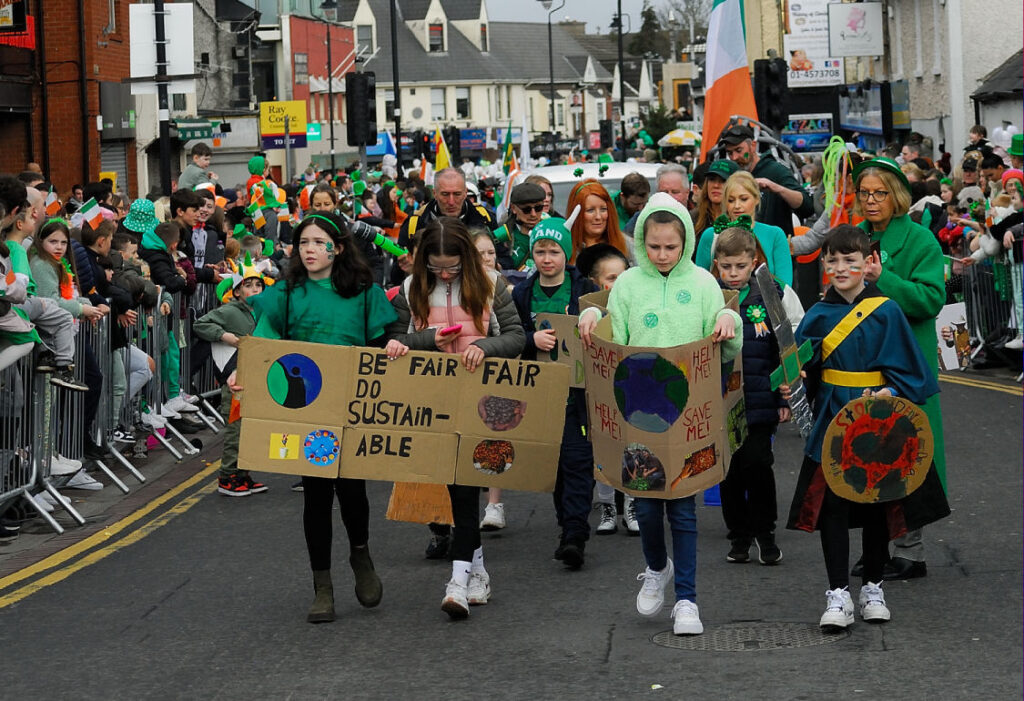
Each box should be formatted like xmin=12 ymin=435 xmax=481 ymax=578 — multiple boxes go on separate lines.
xmin=652 ymin=622 xmax=850 ymax=651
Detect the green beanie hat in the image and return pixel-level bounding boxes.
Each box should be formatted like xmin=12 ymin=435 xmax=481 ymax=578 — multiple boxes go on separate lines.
xmin=353 ymin=180 xmax=367 ymax=197
xmin=529 ymin=205 xmax=579 ymax=261
xmin=248 ymin=156 xmax=266 ymax=175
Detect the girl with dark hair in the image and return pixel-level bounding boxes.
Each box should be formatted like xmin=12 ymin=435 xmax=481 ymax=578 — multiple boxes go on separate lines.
xmin=384 ymin=216 xmax=525 ymax=620
xmin=377 ymin=184 xmax=407 ymax=240
xmin=228 ymin=210 xmax=397 ymax=624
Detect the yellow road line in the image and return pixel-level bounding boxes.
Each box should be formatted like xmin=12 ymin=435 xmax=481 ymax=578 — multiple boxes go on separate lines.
xmin=0 ymin=462 xmax=220 ymax=592
xmin=939 ymin=373 xmax=1018 ymax=390
xmin=0 ymin=482 xmax=216 ymax=609
xmin=938 ymin=374 xmax=1022 ymax=396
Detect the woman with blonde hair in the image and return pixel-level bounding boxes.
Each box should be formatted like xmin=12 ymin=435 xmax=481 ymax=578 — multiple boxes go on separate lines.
xmin=694 ymin=171 xmax=792 ymax=286
xmin=566 ymin=179 xmax=633 ymax=264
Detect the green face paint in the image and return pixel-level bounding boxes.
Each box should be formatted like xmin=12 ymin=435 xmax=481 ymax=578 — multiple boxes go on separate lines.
xmin=325 ymin=242 xmax=334 ymax=251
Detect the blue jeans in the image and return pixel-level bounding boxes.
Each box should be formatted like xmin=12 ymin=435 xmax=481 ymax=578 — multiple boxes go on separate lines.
xmin=634 ymin=496 xmax=698 ymax=602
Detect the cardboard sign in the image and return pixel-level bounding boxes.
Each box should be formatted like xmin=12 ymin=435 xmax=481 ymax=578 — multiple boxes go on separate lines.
xmin=580 ymin=289 xmax=610 ymax=315
xmin=583 ymin=310 xmax=745 ymax=500
xmin=821 ymin=396 xmax=934 ymax=503
xmin=236 ymin=337 xmax=569 ymax=492
xmin=536 ymin=313 xmax=586 ymax=388
xmin=935 ymin=302 xmax=970 ymax=371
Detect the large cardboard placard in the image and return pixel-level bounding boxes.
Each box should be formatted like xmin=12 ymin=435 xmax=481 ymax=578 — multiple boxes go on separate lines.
xmin=583 ymin=311 xmax=745 ymax=500
xmin=236 ymin=337 xmax=569 ymax=491
xmin=535 ymin=312 xmax=586 ymax=388
xmin=580 ymin=289 xmax=610 ymax=315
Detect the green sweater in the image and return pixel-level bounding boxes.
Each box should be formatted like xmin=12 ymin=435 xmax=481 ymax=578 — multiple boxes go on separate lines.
xmin=29 ymin=253 xmax=89 ymax=318
xmin=607 ymin=192 xmax=742 ymax=360
xmin=194 ymin=298 xmax=256 ymax=342
xmin=6 ymin=240 xmax=35 ymax=296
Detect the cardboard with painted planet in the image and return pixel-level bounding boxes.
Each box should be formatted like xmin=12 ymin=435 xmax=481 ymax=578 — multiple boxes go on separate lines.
xmin=236 ymin=337 xmax=568 ymax=490
xmin=536 ymin=312 xmax=587 ymax=388
xmin=583 ymin=291 xmax=742 ymax=500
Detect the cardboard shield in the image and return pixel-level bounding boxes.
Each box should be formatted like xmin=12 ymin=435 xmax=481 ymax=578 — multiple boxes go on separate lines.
xmin=822 ymin=396 xmax=935 ymax=504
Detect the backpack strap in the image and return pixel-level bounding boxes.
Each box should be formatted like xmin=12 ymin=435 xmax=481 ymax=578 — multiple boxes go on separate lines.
xmin=821 ymin=296 xmax=888 ymax=361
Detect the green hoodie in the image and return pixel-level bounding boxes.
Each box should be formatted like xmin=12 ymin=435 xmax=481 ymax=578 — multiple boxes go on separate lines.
xmin=607 ymin=192 xmax=742 ymax=360
xmin=142 ymin=226 xmax=168 ymax=252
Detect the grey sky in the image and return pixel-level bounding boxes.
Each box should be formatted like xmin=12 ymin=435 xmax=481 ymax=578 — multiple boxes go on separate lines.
xmin=486 ymin=0 xmax=649 ymax=35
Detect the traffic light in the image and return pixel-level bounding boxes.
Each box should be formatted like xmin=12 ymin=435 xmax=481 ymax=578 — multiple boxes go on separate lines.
xmin=445 ymin=126 xmax=461 ymax=162
xmin=753 ymin=58 xmax=789 ymax=131
xmin=415 ymin=130 xmax=431 ymax=158
xmin=345 ymin=71 xmax=377 ymax=146
xmin=599 ymin=119 xmax=614 ymax=149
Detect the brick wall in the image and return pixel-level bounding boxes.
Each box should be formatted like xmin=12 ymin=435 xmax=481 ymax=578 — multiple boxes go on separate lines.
xmin=14 ymin=0 xmax=138 ymax=198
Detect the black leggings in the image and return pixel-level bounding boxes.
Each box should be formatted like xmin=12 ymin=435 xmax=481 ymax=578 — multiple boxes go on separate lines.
xmin=818 ymin=489 xmax=889 ymax=589
xmin=428 ymin=485 xmax=481 ymax=562
xmin=302 ymin=476 xmax=370 ymax=571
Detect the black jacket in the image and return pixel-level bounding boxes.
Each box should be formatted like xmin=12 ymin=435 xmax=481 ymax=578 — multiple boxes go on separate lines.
xmin=140 ymin=244 xmax=187 ymax=294
xmin=724 ymin=277 xmax=788 ymax=427
xmin=81 ymin=246 xmax=134 ymax=348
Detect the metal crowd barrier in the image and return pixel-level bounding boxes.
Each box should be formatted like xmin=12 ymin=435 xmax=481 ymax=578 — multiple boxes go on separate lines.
xmin=961 ymin=255 xmax=1017 ymax=355
xmin=171 ymin=290 xmax=221 ymax=433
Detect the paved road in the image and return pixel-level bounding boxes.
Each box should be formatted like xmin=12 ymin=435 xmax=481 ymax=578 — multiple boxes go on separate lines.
xmin=0 ymin=376 xmax=1020 ymax=700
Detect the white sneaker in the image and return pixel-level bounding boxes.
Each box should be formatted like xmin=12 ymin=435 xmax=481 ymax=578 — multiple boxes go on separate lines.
xmin=596 ymin=503 xmax=618 ymax=534
xmin=468 ymin=570 xmax=491 ymax=605
xmin=164 ymin=395 xmax=199 ymax=413
xmin=479 ymin=503 xmax=506 ymax=531
xmin=159 ymin=404 xmax=182 ymax=420
xmin=622 ymin=496 xmax=640 ymax=534
xmin=858 ymin=582 xmax=891 ymax=623
xmin=671 ymin=599 xmax=704 ymax=635
xmin=49 ymin=454 xmax=81 ymax=476
xmin=142 ymin=409 xmax=167 ymax=429
xmin=441 ymin=579 xmax=470 ymax=619
xmin=1004 ymin=334 xmax=1023 ymax=350
xmin=819 ymin=587 xmax=855 ymax=631
xmin=636 ymin=559 xmax=674 ymax=617
xmin=178 ymin=392 xmax=201 ymax=404
xmin=31 ymin=493 xmax=54 ymax=513
xmin=65 ymin=470 xmax=104 ymax=491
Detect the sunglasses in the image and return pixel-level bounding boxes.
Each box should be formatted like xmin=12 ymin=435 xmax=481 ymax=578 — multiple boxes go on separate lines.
xmin=516 ymin=204 xmax=544 ymax=214
xmin=426 ymin=263 xmax=462 ymax=275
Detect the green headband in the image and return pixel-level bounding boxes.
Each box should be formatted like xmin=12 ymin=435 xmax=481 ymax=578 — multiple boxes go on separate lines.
xmin=44 ymin=217 xmax=68 ymax=228
xmin=306 ymin=213 xmax=341 ymax=235
xmin=940 ymin=178 xmax=952 ymax=186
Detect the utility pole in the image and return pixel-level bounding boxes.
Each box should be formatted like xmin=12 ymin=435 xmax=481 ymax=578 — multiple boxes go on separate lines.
xmin=390 ymin=0 xmax=403 ymax=170
xmin=154 ymin=0 xmax=172 ymax=194
xmin=616 ymin=0 xmax=626 ymax=161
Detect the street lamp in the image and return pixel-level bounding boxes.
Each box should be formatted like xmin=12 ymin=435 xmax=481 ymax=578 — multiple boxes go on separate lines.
xmin=540 ymin=1 xmax=565 ymax=159
xmin=321 ymin=0 xmax=338 ymax=173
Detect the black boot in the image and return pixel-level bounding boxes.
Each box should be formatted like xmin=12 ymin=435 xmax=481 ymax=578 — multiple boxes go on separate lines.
xmin=307 ymin=569 xmax=335 ymax=623
xmin=350 ymin=546 xmax=383 ymax=608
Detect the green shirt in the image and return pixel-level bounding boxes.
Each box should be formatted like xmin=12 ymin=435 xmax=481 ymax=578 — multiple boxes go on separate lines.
xmin=252 ymin=277 xmax=397 ymax=346
xmin=531 ymin=276 xmax=571 ymax=315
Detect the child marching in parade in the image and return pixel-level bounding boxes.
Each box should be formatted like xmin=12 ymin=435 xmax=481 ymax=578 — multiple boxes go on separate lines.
xmin=782 ymin=224 xmax=950 ymax=631
xmin=580 ymin=193 xmax=743 ymax=635
xmin=711 ymin=226 xmax=790 ymax=565
xmin=229 ymin=211 xmax=397 ymax=623
xmin=384 ymin=216 xmax=525 ymax=620
xmin=510 ymin=207 xmax=600 ymax=569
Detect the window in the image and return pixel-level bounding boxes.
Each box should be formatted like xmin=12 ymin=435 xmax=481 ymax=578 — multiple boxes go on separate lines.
xmin=556 ymin=103 xmax=565 ymax=128
xmin=431 ymin=87 xmax=446 ymax=121
xmin=357 ymin=24 xmax=373 ymax=54
xmin=455 ymin=87 xmax=470 ymax=120
xmin=493 ymin=87 xmax=502 ymax=120
xmin=504 ymin=87 xmax=511 ymax=122
xmin=294 ymin=52 xmax=308 ymax=85
xmin=384 ymin=89 xmax=395 ymax=120
xmin=480 ymin=23 xmax=488 ymax=52
xmin=429 ymin=23 xmax=444 ymax=52
xmin=172 ymin=93 xmax=186 ymax=111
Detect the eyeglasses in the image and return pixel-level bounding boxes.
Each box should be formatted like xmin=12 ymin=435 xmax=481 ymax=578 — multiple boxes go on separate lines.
xmin=516 ymin=204 xmax=544 ymax=214
xmin=856 ymin=189 xmax=890 ymax=202
xmin=427 ymin=263 xmax=462 ymax=275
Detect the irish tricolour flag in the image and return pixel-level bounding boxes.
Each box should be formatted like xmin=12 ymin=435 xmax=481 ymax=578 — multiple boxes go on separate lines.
xmin=700 ymin=0 xmax=759 ymax=159
xmin=79 ymin=197 xmax=104 ymax=229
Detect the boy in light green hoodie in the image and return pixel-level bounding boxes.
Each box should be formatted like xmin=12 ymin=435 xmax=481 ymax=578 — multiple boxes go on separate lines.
xmin=579 ymin=192 xmax=742 ymax=636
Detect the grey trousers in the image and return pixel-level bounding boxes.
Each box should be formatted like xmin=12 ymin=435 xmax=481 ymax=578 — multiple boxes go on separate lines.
xmin=893 ymin=527 xmax=925 ymax=561
xmin=17 ymin=297 xmax=74 ymax=365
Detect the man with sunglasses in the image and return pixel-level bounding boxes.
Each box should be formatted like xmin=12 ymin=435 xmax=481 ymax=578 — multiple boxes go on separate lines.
xmin=494 ymin=183 xmax=547 ymax=270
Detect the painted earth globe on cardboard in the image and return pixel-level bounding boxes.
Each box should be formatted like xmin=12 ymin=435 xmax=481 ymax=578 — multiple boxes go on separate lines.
xmin=613 ymin=352 xmax=689 ymax=433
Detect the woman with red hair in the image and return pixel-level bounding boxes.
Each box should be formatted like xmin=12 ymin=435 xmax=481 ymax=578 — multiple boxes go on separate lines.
xmin=567 ymin=179 xmax=634 ymax=264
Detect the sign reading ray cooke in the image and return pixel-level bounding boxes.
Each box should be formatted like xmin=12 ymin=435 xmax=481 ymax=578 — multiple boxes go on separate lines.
xmin=236 ymin=338 xmax=569 ymax=491
xmin=583 ymin=294 xmax=745 ymax=500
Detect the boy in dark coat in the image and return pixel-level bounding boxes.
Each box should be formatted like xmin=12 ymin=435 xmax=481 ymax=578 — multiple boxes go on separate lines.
xmin=712 ymin=226 xmax=790 ymax=566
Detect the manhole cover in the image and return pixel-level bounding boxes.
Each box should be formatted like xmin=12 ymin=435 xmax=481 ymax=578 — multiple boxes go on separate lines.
xmin=652 ymin=622 xmax=850 ymax=651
